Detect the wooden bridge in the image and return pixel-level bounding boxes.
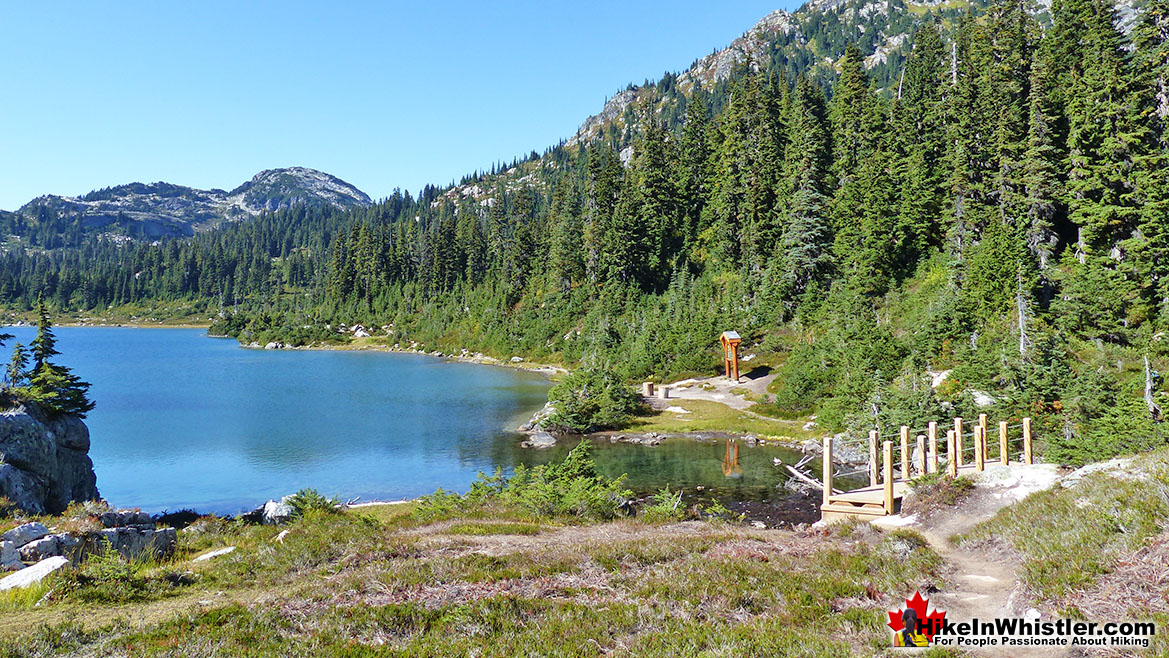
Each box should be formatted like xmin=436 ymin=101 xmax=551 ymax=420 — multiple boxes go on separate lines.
xmin=820 ymin=415 xmax=1034 ymax=522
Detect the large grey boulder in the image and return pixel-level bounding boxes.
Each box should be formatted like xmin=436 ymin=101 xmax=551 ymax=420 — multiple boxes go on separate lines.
xmin=2 ymin=522 xmax=49 ymax=547
xmin=0 ymin=403 xmax=99 ymax=514
xmin=0 ymin=540 xmax=20 ymax=571
xmin=261 ymin=499 xmax=293 ymax=525
xmin=92 ymin=526 xmax=177 ymax=560
xmin=19 ymin=535 xmax=60 ymax=562
xmin=0 ymin=556 xmax=68 ymax=591
xmin=521 ymin=432 xmax=557 ymax=449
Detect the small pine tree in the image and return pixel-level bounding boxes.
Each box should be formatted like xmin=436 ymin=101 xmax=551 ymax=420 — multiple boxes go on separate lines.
xmin=15 ymin=300 xmax=96 ymax=418
xmin=6 ymin=343 xmax=28 ymax=388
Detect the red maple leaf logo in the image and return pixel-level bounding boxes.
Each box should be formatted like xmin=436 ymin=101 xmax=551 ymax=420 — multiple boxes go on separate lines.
xmin=887 ymin=590 xmax=947 ymax=642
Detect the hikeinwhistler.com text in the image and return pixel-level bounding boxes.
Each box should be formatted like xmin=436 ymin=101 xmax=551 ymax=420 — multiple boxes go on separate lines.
xmin=926 ymin=617 xmax=1156 ymax=649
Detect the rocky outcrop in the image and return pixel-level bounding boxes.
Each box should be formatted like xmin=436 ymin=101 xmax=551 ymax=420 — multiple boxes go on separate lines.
xmin=0 ymin=510 xmax=177 ymax=579
xmin=0 ymin=403 xmax=99 ymax=515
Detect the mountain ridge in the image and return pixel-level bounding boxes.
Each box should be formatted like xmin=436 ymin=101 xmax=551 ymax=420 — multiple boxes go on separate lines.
xmin=12 ymin=166 xmax=371 ymax=240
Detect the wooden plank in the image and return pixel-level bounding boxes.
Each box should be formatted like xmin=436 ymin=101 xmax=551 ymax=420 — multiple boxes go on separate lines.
xmin=915 ymin=435 xmax=926 ymax=476
xmin=974 ymin=426 xmax=984 ymax=471
xmin=883 ymin=441 xmax=895 ymax=513
xmin=999 ymin=421 xmax=1009 ymax=465
xmin=900 ymin=426 xmax=910 ymax=480
xmin=869 ymin=430 xmax=879 ymax=487
xmin=822 ymin=437 xmax=833 ymax=509
xmin=946 ymin=430 xmax=956 ymax=477
xmin=1023 ymin=417 xmax=1033 ymax=464
xmin=928 ymin=421 xmax=938 ymax=474
xmin=954 ymin=417 xmax=964 ymax=468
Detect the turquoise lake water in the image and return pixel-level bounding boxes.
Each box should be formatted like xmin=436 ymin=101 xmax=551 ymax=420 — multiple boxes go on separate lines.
xmin=4 ymin=327 xmax=814 ymax=514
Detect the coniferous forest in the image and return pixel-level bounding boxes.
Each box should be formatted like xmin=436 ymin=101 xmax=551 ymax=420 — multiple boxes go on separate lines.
xmin=5 ymin=0 xmax=1169 ymax=463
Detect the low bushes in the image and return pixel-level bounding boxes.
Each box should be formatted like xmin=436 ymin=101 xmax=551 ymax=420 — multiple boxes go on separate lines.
xmin=414 ymin=440 xmax=632 ymax=521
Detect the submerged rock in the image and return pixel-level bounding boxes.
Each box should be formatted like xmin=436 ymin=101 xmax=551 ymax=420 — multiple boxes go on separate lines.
xmin=521 ymin=432 xmax=557 ymax=449
xmin=0 ymin=403 xmax=99 ymax=515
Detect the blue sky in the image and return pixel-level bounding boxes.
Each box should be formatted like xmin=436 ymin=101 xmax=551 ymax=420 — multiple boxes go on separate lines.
xmin=0 ymin=1 xmax=797 ymax=210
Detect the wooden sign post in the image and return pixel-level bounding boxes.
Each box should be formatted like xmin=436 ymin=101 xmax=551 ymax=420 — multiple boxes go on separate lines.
xmin=720 ymin=331 xmax=742 ymax=382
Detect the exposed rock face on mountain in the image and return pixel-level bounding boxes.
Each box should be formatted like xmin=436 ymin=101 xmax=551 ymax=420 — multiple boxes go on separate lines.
xmin=15 ymin=167 xmax=372 ymax=239
xmin=0 ymin=402 xmax=99 ymax=515
xmin=567 ymin=0 xmax=1142 ymax=147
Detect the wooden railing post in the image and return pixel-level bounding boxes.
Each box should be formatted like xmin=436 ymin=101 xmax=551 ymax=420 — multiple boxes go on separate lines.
xmin=915 ymin=434 xmax=926 ymax=476
xmin=946 ymin=430 xmax=957 ymax=477
xmin=974 ymin=426 xmax=985 ymax=471
xmin=1023 ymin=417 xmax=1033 ymax=464
xmin=954 ymin=417 xmax=964 ymax=468
xmin=822 ymin=437 xmax=833 ymax=509
xmin=928 ymin=421 xmax=938 ymax=474
xmin=978 ymin=413 xmax=989 ymax=451
xmin=883 ymin=441 xmax=895 ymax=513
xmin=869 ymin=430 xmax=879 ymax=487
xmin=900 ymin=426 xmax=910 ymax=480
xmin=999 ymin=421 xmax=1009 ymax=465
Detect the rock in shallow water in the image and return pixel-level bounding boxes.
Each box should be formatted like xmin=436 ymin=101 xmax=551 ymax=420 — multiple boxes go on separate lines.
xmin=521 ymin=432 xmax=557 ymax=449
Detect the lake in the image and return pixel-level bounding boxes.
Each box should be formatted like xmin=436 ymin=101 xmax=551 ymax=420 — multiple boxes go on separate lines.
xmin=4 ymin=327 xmax=818 ymax=514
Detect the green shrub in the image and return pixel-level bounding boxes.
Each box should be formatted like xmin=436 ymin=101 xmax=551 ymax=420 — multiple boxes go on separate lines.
xmin=700 ymin=498 xmax=742 ymax=523
xmin=59 ymin=546 xmax=164 ymax=604
xmin=286 ymin=488 xmax=340 ymax=518
xmin=414 ymin=440 xmax=632 ymax=522
xmin=545 ymin=367 xmax=645 ymax=433
xmin=640 ymin=485 xmax=685 ymax=523
xmin=904 ymin=473 xmax=975 ymax=515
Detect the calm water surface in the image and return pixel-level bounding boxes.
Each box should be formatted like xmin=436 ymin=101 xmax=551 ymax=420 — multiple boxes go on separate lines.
xmin=6 ymin=327 xmax=814 ymax=513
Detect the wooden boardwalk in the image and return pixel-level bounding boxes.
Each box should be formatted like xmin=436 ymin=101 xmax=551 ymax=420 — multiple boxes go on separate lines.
xmin=820 ymin=415 xmax=1034 ymax=522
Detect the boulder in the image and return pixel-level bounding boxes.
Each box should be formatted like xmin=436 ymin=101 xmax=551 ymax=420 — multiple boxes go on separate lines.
xmin=0 ymin=556 xmax=69 ymax=591
xmin=92 ymin=526 xmax=177 ymax=560
xmin=55 ymin=533 xmax=81 ymax=561
xmin=99 ymin=509 xmax=153 ymax=528
xmin=18 ymin=535 xmax=59 ymax=561
xmin=0 ymin=403 xmax=99 ymax=515
xmin=261 ymin=499 xmax=293 ymax=525
xmin=521 ymin=432 xmax=557 ymax=449
xmin=2 ymin=522 xmax=49 ymax=547
xmin=0 ymin=540 xmax=21 ymax=571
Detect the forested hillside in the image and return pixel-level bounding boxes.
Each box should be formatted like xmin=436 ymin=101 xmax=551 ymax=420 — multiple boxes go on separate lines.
xmin=4 ymin=0 xmax=1169 ymax=464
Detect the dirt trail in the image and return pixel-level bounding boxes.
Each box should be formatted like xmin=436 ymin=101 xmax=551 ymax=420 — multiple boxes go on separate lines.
xmin=886 ymin=464 xmax=1070 ymax=657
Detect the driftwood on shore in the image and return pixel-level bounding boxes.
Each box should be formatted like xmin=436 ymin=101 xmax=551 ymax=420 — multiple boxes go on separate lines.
xmin=776 ymin=456 xmax=842 ymax=494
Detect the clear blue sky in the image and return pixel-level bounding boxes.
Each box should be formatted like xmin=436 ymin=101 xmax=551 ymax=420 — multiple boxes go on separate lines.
xmin=0 ymin=1 xmax=797 ymax=211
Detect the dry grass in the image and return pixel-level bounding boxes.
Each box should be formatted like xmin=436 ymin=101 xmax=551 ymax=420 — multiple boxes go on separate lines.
xmin=0 ymin=509 xmax=952 ymax=657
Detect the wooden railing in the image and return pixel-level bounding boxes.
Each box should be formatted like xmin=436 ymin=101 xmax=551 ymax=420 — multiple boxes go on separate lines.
xmin=821 ymin=415 xmax=1034 ymax=517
